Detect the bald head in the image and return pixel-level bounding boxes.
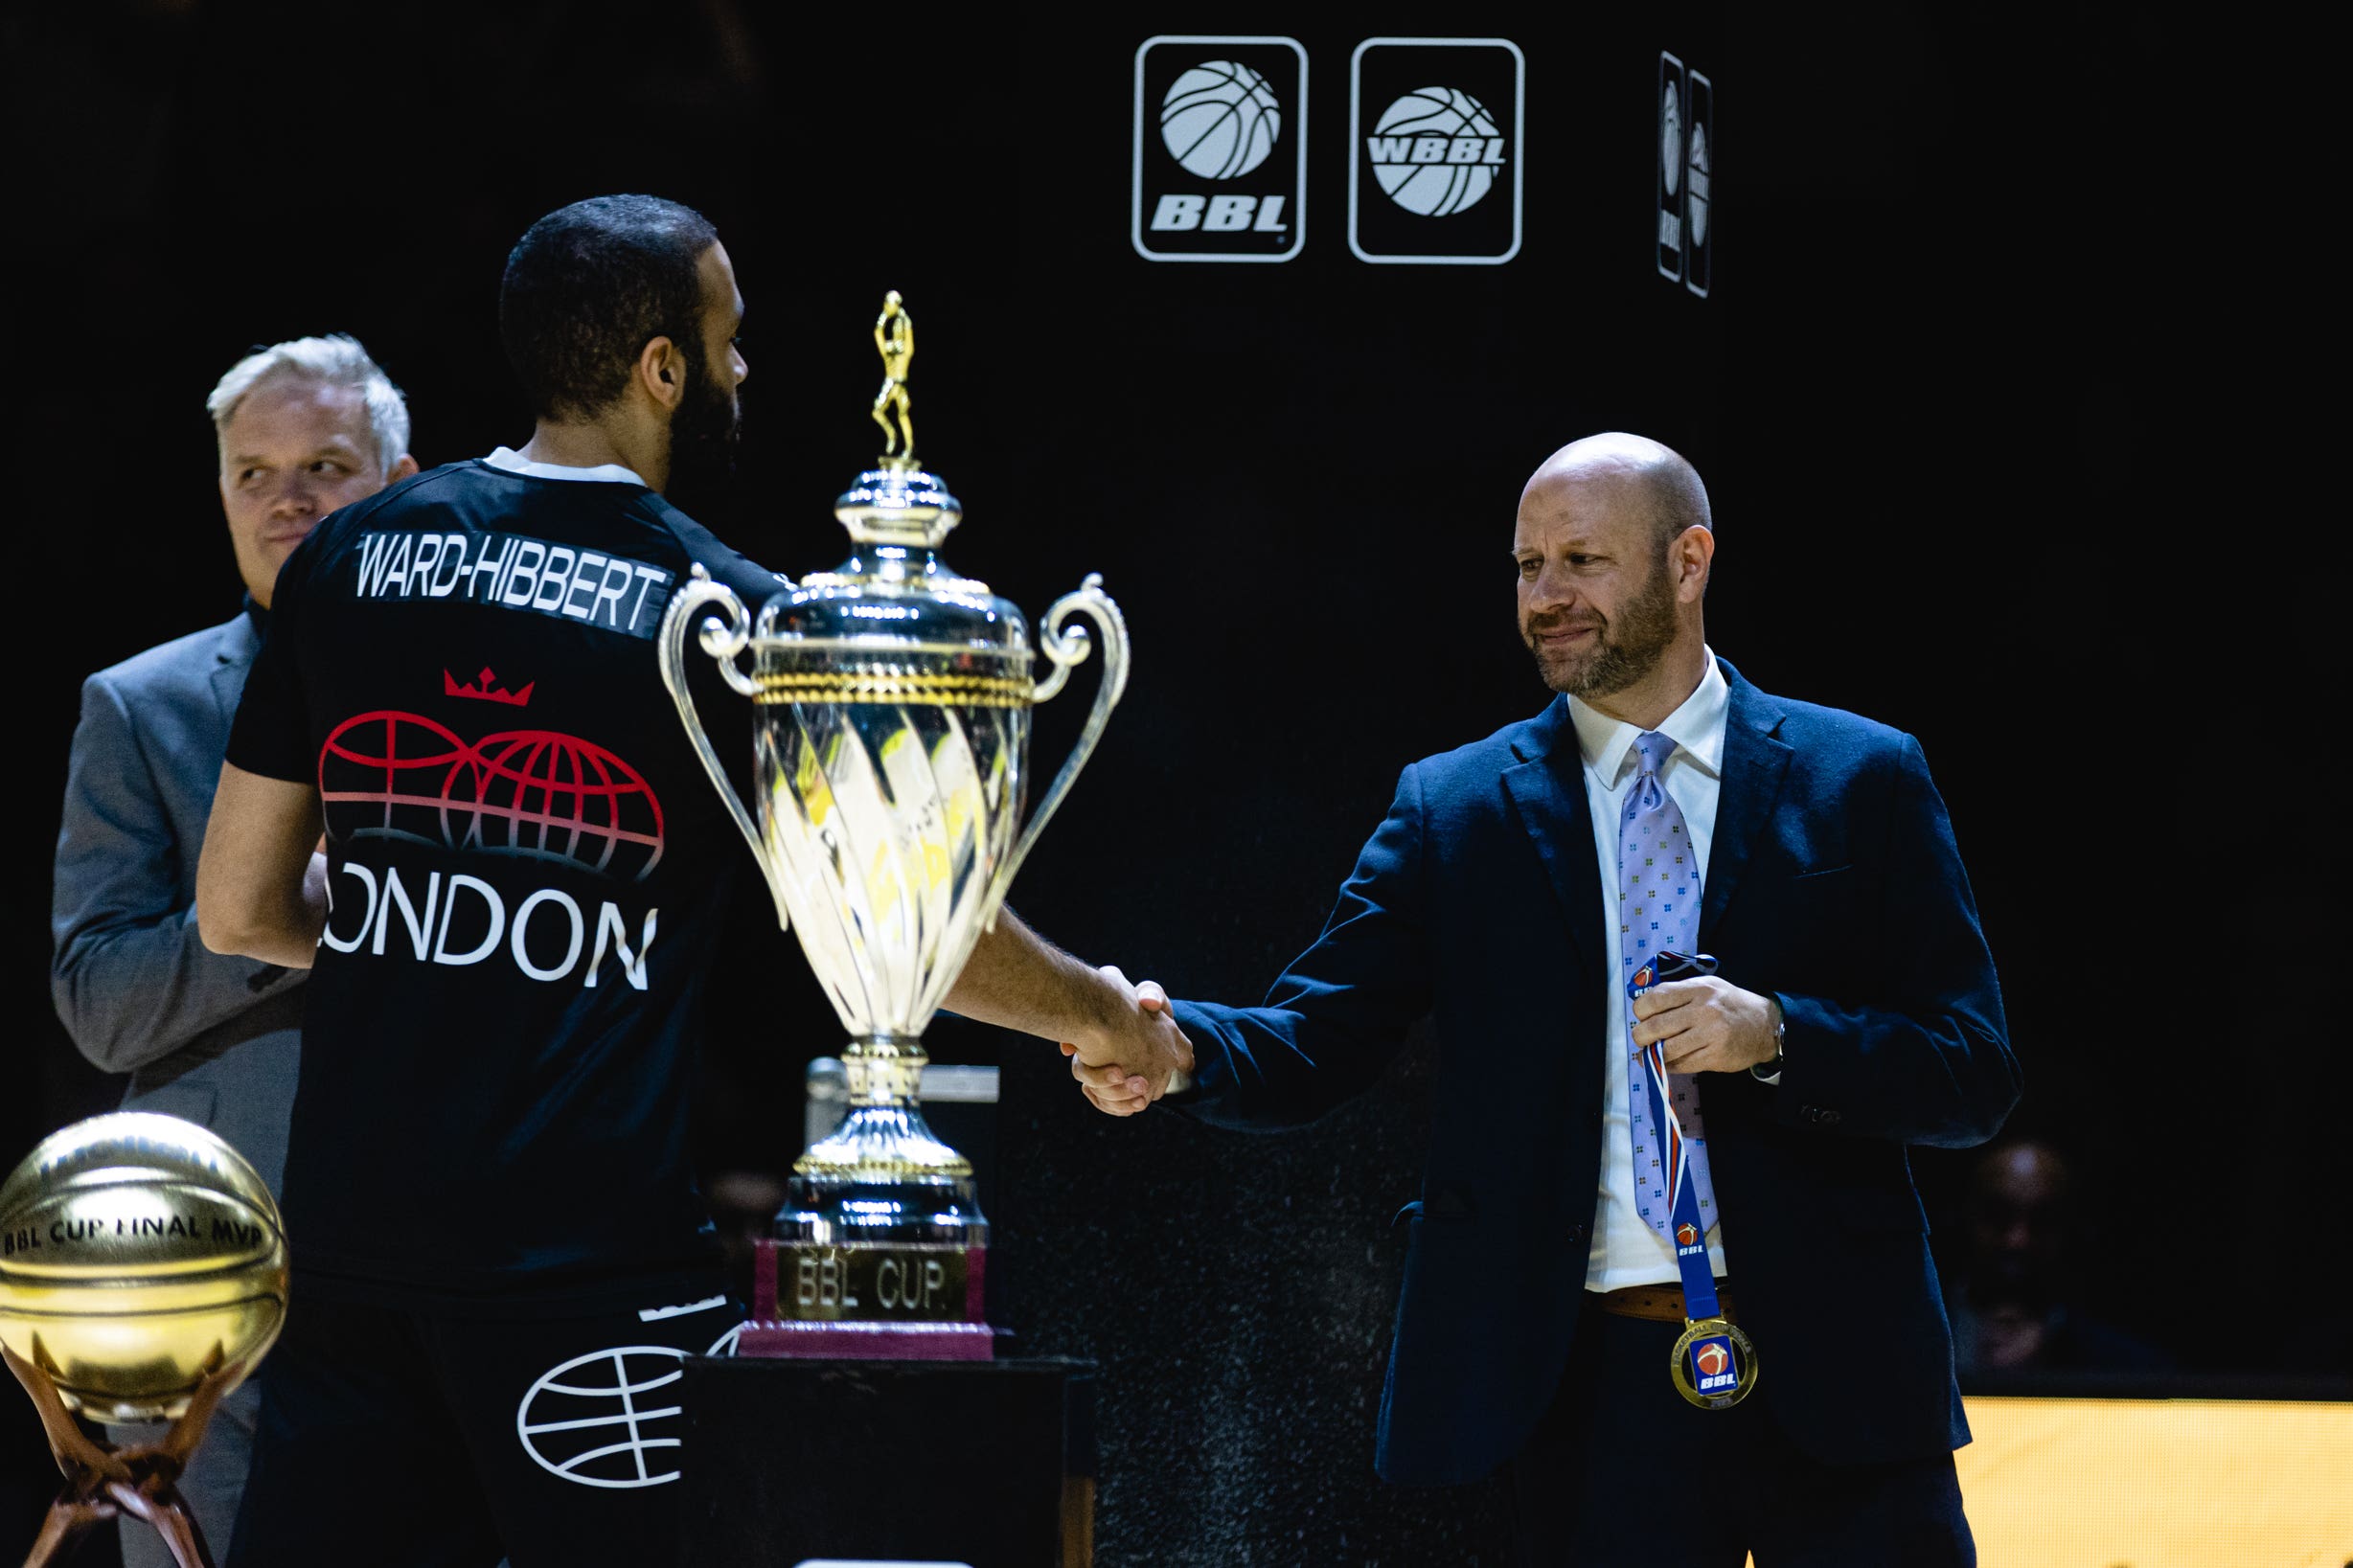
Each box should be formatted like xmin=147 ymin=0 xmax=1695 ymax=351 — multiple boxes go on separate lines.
xmin=1512 ymin=433 xmax=1716 ymax=720
xmin=1522 ymin=432 xmax=1712 ymax=557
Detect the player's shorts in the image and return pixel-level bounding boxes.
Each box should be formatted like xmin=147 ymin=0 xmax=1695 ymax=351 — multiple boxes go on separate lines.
xmin=225 ymin=1270 xmax=744 ymax=1568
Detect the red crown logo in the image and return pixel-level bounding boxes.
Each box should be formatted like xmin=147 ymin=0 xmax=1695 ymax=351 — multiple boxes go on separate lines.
xmin=445 ymin=668 xmax=534 ymax=708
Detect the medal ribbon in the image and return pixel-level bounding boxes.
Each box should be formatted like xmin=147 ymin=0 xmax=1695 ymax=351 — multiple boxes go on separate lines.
xmin=1630 ymin=950 xmax=1722 ymax=1322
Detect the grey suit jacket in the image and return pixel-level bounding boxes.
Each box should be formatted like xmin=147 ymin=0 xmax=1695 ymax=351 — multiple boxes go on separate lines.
xmin=51 ymin=608 xmax=304 ymax=1196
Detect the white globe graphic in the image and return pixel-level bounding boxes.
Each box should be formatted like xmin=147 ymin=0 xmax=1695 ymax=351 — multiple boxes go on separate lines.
xmin=1369 ymin=86 xmax=1501 ymax=216
xmin=515 ymin=1345 xmax=689 ymax=1489
xmin=1660 ymin=83 xmax=1683 ymax=196
xmin=1160 ymin=60 xmax=1282 ymax=180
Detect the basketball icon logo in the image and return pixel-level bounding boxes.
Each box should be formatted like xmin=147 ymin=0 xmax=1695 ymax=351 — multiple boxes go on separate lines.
xmin=516 ymin=1345 xmax=690 ymax=1488
xmin=1132 ymin=36 xmax=1307 ymax=263
xmin=1660 ymin=82 xmax=1684 ymax=198
xmin=1694 ymin=1340 xmax=1730 ymax=1378
xmin=1686 ymin=123 xmax=1712 ymax=248
xmin=1676 ymin=1221 xmax=1700 ymax=1248
xmin=1160 ymin=60 xmax=1282 ymax=180
xmin=1367 ymin=86 xmax=1504 ymax=216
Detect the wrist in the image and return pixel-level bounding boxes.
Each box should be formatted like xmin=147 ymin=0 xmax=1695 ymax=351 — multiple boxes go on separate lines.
xmin=1749 ymin=995 xmax=1787 ymax=1079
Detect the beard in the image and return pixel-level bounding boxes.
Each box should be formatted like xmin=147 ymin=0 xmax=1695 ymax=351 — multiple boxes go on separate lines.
xmin=664 ymin=336 xmax=742 ymax=508
xmin=1522 ymin=554 xmax=1680 ymax=697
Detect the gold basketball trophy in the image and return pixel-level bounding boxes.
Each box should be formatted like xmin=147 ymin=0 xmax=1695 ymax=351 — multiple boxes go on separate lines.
xmin=660 ymin=291 xmax=1128 ymax=1357
xmin=0 ymin=1113 xmax=289 ymax=1568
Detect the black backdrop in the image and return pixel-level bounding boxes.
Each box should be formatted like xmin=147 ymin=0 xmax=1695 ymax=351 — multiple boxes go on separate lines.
xmin=3 ymin=3 xmax=2334 ymax=1563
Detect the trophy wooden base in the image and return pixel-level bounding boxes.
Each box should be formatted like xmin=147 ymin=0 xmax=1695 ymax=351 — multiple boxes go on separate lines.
xmin=2 ymin=1342 xmax=241 ymax=1568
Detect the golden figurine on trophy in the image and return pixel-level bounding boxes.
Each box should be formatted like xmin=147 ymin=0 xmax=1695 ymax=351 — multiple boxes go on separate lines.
xmin=660 ymin=291 xmax=1129 ymax=1357
xmin=0 ymin=1113 xmax=289 ymax=1568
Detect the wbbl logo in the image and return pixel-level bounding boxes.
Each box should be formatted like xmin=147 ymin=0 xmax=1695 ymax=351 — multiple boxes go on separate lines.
xmin=1132 ymin=36 xmax=1307 ymax=262
xmin=1350 ymin=36 xmax=1524 ymax=264
xmin=1656 ymin=52 xmax=1714 ymax=296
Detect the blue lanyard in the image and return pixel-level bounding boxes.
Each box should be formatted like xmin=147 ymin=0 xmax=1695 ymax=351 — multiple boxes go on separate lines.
xmin=1630 ymin=948 xmax=1757 ymax=1408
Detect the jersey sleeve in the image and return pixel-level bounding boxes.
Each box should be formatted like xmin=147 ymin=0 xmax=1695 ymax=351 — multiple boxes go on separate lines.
xmin=224 ymin=542 xmax=317 ymax=785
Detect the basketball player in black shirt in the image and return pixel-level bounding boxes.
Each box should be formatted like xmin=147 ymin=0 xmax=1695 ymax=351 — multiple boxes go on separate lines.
xmin=188 ymin=194 xmax=775 ymax=1565
xmin=198 ymin=195 xmax=1191 ymax=1566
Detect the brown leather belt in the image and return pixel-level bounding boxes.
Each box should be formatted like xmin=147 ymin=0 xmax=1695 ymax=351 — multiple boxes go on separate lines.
xmin=1588 ymin=1284 xmax=1737 ymax=1324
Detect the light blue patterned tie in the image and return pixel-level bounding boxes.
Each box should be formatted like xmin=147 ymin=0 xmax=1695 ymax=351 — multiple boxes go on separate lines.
xmin=1621 ymin=730 xmax=1718 ymax=1241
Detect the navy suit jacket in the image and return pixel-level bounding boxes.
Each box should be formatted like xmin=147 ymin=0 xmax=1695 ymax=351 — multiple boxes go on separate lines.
xmin=1171 ymin=660 xmax=2019 ymax=1485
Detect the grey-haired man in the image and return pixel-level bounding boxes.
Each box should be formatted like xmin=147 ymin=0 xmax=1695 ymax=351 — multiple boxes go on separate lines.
xmin=49 ymin=333 xmax=416 ymax=1565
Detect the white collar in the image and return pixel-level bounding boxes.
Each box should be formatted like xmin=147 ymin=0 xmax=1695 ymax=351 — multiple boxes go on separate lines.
xmin=482 ymin=445 xmax=648 ymax=488
xmin=1566 ymin=648 xmax=1730 ymax=783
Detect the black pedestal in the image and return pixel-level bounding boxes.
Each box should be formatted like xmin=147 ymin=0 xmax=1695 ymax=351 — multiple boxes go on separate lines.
xmin=680 ymin=1355 xmax=1095 ymax=1568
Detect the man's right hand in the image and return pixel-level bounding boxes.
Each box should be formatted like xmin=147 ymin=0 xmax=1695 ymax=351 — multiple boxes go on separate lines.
xmin=1061 ymin=966 xmax=1192 ymax=1118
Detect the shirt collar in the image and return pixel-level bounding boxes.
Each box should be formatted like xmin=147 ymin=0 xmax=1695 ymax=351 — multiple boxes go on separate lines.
xmin=1566 ymin=648 xmax=1730 ymax=784
xmin=482 ymin=445 xmax=649 ymax=488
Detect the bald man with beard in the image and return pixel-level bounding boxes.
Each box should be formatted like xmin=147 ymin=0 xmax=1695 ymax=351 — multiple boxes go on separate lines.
xmin=957 ymin=434 xmax=2021 ymax=1564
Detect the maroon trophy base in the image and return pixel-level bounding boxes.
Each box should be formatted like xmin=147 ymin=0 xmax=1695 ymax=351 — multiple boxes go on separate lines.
xmin=740 ymin=1238 xmax=994 ymax=1362
xmin=735 ymin=1320 xmax=995 ymax=1360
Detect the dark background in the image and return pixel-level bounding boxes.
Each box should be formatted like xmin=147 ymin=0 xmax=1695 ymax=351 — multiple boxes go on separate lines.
xmin=2 ymin=2 xmax=2328 ymax=1563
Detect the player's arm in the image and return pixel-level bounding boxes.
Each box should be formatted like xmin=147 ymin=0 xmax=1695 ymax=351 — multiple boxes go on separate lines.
xmin=194 ymin=762 xmax=329 ymax=970
xmin=948 ymin=911 xmax=1195 ymax=1101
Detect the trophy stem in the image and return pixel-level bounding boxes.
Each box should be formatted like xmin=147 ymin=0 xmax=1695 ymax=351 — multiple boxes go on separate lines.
xmin=793 ymin=1035 xmax=974 ymax=1183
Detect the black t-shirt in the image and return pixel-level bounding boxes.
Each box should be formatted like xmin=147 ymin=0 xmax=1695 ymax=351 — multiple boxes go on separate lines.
xmin=226 ymin=459 xmax=788 ymax=1305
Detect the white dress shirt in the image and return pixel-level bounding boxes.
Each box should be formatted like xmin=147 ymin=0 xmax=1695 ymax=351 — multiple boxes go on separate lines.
xmin=1570 ymin=650 xmax=1736 ymax=1292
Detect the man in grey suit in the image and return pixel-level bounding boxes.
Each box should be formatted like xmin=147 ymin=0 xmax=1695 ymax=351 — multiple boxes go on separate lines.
xmin=50 ymin=333 xmax=416 ymax=1564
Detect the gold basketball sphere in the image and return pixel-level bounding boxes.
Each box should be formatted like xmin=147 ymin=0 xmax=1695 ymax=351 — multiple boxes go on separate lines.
xmin=0 ymin=1113 xmax=288 ymax=1421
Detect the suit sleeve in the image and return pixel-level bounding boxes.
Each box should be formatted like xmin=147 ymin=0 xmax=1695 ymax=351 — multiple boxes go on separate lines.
xmin=1769 ymin=734 xmax=2020 ymax=1148
xmin=1171 ymin=765 xmax=1436 ymax=1131
xmin=50 ymin=672 xmax=298 ymax=1074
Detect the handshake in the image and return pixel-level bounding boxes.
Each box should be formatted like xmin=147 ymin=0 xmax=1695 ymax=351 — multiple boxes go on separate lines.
xmin=948 ymin=916 xmax=1196 ymax=1120
xmin=1056 ymin=966 xmax=1193 ymax=1119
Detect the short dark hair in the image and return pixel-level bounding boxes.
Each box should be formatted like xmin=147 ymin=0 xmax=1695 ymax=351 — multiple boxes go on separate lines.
xmin=499 ymin=194 xmax=720 ymax=420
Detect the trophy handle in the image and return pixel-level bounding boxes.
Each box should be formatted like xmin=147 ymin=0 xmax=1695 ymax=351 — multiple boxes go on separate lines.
xmin=657 ymin=565 xmax=790 ymax=932
xmin=983 ymin=574 xmax=1131 ymax=928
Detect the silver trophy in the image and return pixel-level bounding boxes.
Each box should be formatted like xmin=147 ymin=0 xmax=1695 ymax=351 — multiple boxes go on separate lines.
xmin=658 ymin=291 xmax=1127 ymax=1356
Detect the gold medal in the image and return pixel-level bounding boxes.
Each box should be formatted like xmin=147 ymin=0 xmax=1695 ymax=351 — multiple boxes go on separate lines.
xmin=1669 ymin=1315 xmax=1758 ymax=1410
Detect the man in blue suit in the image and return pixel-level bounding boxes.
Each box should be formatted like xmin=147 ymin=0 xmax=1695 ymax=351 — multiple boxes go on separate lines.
xmin=1022 ymin=432 xmax=2019 ymax=1564
xmin=49 ymin=334 xmax=415 ymax=1565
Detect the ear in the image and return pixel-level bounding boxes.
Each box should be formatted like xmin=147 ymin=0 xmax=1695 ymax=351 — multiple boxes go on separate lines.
xmin=635 ymin=335 xmax=687 ymax=414
xmin=387 ymin=454 xmax=420 ymax=483
xmin=1674 ymin=525 xmax=1715 ymax=602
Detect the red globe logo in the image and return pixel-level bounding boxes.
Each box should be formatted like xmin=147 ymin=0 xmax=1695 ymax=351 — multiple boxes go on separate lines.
xmin=1694 ymin=1341 xmax=1729 ymax=1378
xmin=320 ymin=711 xmax=664 ymax=881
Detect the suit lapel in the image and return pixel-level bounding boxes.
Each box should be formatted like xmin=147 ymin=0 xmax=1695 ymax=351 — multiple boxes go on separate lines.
xmin=1501 ymin=696 xmax=1604 ymax=966
xmin=1701 ymin=663 xmax=1793 ymax=940
xmin=208 ymin=611 xmax=262 ymax=734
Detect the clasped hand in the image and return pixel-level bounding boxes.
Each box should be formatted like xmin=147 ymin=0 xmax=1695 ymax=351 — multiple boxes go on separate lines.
xmin=1631 ymin=976 xmax=1780 ymax=1074
xmin=1058 ymin=965 xmax=1194 ymax=1118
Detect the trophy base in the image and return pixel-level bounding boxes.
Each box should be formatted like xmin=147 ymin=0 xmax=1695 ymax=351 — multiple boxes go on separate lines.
xmin=741 ymin=1238 xmax=992 ymax=1361
xmin=734 ymin=1319 xmax=995 ymax=1361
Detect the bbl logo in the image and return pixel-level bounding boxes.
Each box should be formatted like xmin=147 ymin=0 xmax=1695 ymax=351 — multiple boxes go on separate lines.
xmin=1656 ymin=51 xmax=1715 ymax=296
xmin=1350 ymin=37 xmax=1524 ymax=264
xmin=1132 ymin=35 xmax=1307 ymax=262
